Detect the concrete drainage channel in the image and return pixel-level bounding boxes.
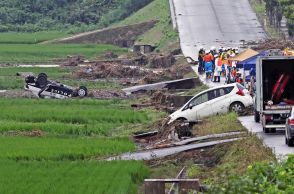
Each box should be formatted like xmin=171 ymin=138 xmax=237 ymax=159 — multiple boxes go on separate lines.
xmin=107 ymin=132 xmax=244 ymax=161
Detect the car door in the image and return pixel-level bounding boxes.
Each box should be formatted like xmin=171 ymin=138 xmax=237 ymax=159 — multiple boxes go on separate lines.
xmin=180 ymin=95 xmax=201 ymax=121
xmin=210 ymin=86 xmax=234 ymax=115
xmin=194 ymin=92 xmax=212 ymax=119
xmin=180 ymin=92 xmax=211 ymax=121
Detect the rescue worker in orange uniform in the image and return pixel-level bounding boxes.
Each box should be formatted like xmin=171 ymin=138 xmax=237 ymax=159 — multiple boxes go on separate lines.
xmin=204 ymin=50 xmax=214 ymax=79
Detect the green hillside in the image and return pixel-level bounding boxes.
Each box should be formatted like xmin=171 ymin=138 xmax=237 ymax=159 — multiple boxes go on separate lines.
xmin=0 ymin=0 xmax=152 ymax=33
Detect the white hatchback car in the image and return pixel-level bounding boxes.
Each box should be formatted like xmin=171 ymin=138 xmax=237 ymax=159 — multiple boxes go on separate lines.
xmin=168 ymin=83 xmax=253 ymax=123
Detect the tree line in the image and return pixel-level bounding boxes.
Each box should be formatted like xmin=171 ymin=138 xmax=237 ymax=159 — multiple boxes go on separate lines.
xmin=0 ymin=0 xmax=153 ymax=33
xmin=264 ymin=0 xmax=294 ymax=36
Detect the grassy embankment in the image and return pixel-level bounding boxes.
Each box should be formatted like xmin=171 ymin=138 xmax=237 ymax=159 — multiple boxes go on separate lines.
xmin=114 ymin=0 xmax=179 ymax=51
xmin=0 ymin=31 xmax=68 ymax=44
xmin=150 ymin=113 xmax=276 ymax=186
xmin=248 ymin=0 xmax=281 ymax=38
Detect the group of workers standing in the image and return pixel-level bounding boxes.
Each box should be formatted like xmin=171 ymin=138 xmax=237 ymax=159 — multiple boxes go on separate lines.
xmin=198 ymin=46 xmax=243 ymax=84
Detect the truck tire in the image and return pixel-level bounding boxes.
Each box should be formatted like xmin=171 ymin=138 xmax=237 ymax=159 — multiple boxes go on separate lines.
xmin=263 ymin=127 xmax=270 ymax=133
xmin=254 ymin=111 xmax=260 ymax=123
xmin=288 ymin=138 xmax=294 ymax=147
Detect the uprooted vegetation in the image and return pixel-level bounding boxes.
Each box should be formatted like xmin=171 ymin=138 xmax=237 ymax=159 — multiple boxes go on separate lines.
xmin=248 ymin=38 xmax=294 ymax=51
xmin=144 ymin=113 xmax=275 ymax=187
xmin=73 ymin=58 xmax=192 ymax=85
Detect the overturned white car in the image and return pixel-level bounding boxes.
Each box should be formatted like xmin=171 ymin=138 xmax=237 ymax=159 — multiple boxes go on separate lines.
xmin=168 ymin=83 xmax=253 ymax=123
xmin=25 ymin=73 xmax=88 ymax=99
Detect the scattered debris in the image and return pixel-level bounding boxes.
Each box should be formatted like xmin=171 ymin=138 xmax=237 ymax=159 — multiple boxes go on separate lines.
xmin=248 ymin=39 xmax=294 ymax=51
xmin=4 ymin=130 xmax=46 ymax=137
xmin=103 ymin=52 xmax=118 ymax=59
xmin=73 ymin=63 xmax=151 ymax=79
xmin=16 ymin=72 xmax=34 ymax=78
xmin=140 ymin=63 xmax=193 ymax=84
xmin=159 ymin=120 xmax=192 ymax=141
xmin=61 ymin=55 xmax=84 ymax=66
xmin=88 ymin=89 xmax=128 ymax=99
xmin=173 ymin=131 xmax=245 ymax=146
xmin=144 ymin=178 xmax=200 ymax=194
xmin=133 ymin=131 xmax=159 ymax=139
xmin=148 ymin=54 xmax=176 ymax=68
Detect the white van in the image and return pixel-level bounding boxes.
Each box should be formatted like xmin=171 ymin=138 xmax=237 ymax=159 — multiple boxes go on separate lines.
xmin=168 ymin=83 xmax=253 ymax=123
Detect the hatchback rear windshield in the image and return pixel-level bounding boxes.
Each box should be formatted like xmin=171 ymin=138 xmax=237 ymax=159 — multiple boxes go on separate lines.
xmin=236 ymin=83 xmax=245 ymax=90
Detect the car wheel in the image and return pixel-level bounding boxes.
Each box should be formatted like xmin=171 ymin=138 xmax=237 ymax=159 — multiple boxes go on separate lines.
xmin=288 ymin=138 xmax=294 ymax=147
xmin=77 ymin=86 xmax=87 ymax=97
xmin=37 ymin=73 xmax=48 ymax=88
xmin=254 ymin=111 xmax=260 ymax=123
xmin=229 ymin=102 xmax=245 ymax=114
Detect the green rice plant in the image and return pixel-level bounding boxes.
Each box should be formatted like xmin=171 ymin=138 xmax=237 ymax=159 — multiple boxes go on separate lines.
xmin=0 ymin=76 xmax=23 ymax=89
xmin=0 ymin=98 xmax=150 ymax=135
xmin=0 ymin=44 xmax=127 ymax=64
xmin=0 ymin=67 xmax=70 ymax=77
xmin=0 ymin=160 xmax=149 ymax=194
xmin=0 ymin=136 xmax=134 ymax=160
xmin=0 ymin=31 xmax=68 ymax=44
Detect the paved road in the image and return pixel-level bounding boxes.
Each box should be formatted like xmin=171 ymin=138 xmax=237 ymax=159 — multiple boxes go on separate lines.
xmin=174 ymin=0 xmax=293 ymax=158
xmin=191 ymin=65 xmax=226 ymax=87
xmin=239 ymin=116 xmax=294 ymax=159
xmin=173 ymin=0 xmax=266 ymax=60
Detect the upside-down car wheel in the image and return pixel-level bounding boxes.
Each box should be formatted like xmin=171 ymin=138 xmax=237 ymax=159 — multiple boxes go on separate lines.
xmin=77 ymin=86 xmax=88 ymax=97
xmin=37 ymin=73 xmax=48 ymax=88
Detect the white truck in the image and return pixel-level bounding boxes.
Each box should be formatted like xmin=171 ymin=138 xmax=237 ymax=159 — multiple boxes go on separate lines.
xmin=254 ymin=56 xmax=294 ymax=133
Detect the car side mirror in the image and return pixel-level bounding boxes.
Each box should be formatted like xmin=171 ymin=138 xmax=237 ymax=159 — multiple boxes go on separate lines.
xmin=188 ymin=104 xmax=194 ymax=109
